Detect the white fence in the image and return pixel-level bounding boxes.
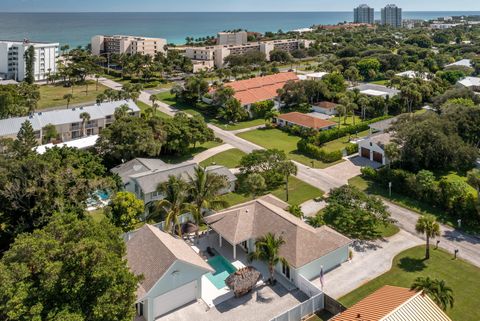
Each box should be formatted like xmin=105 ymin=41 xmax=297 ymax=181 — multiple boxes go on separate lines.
xmin=297 ymin=274 xmax=322 ymax=298
xmin=269 ymin=293 xmax=324 ymax=321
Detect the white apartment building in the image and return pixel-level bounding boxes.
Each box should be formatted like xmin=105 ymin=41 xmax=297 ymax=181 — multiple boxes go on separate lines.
xmin=91 ymin=35 xmax=167 ymax=56
xmin=185 ymin=38 xmax=312 ymax=68
xmin=217 ymin=31 xmax=248 ymax=46
xmin=0 ymin=100 xmax=140 ymax=143
xmin=0 ymin=40 xmax=59 ymax=82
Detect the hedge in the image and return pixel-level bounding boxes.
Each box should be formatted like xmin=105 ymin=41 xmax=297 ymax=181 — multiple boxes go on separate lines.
xmin=297 ymin=140 xmax=343 ymax=163
xmin=313 ymin=115 xmax=392 ymax=145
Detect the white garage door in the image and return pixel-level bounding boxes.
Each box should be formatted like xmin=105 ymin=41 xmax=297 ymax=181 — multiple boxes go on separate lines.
xmin=153 ymin=280 xmax=197 ymax=318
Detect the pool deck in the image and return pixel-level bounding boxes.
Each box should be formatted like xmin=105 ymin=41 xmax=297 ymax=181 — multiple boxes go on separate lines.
xmin=192 ymin=232 xmax=294 ymax=308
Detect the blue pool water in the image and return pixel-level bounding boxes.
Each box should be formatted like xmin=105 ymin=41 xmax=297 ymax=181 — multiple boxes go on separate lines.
xmin=206 ymin=253 xmax=237 ymax=289
xmin=96 ymin=190 xmax=110 ymax=201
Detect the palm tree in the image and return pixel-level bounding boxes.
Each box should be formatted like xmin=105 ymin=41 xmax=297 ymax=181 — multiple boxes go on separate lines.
xmin=149 ymin=94 xmax=159 ymax=115
xmin=95 ymin=74 xmax=100 ymax=91
xmin=63 ymin=93 xmax=73 ymax=108
xmin=411 ymin=277 xmax=454 ymax=311
xmin=415 ymin=214 xmax=441 ymax=260
xmin=335 ymin=104 xmax=346 ymax=129
xmin=150 ymin=175 xmax=190 ymax=236
xmin=277 ymin=160 xmax=297 ymax=202
xmin=188 ymin=167 xmax=228 ymax=241
xmin=79 ymin=112 xmax=91 ymax=137
xmin=248 ymin=233 xmax=288 ymax=284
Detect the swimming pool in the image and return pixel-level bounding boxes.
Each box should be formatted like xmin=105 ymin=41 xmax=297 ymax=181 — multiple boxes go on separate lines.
xmin=205 ymin=252 xmax=237 ymax=289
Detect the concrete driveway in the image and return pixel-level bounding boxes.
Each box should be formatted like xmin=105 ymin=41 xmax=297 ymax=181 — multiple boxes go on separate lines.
xmin=322 ymin=156 xmax=381 ymax=185
xmin=160 ymin=283 xmax=308 ymax=321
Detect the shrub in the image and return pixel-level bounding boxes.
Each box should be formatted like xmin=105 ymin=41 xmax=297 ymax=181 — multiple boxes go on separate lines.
xmin=297 ymin=140 xmax=343 ymax=163
xmin=345 ymin=143 xmax=358 ymax=155
xmin=361 ymin=167 xmax=377 ymax=180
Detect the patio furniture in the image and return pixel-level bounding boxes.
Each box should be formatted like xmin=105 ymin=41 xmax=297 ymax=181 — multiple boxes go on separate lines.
xmin=225 ymin=266 xmax=262 ymax=297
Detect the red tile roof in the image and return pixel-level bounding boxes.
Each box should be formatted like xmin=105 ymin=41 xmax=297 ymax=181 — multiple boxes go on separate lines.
xmin=225 ymin=72 xmax=299 ymax=106
xmin=315 ymin=101 xmax=338 ymax=109
xmin=277 ymin=112 xmax=337 ymax=130
xmin=330 ymin=286 xmax=418 ymax=321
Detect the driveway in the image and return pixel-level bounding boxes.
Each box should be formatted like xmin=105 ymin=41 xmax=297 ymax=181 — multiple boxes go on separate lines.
xmin=310 ymin=230 xmax=423 ymax=299
xmin=160 ymin=283 xmax=308 ymax=321
xmin=322 ymin=156 xmax=381 ymax=185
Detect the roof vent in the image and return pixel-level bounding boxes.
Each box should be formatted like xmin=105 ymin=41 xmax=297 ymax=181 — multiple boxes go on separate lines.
xmin=72 ymin=108 xmax=75 ymax=111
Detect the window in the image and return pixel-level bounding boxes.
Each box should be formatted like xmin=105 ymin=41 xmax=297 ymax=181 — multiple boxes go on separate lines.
xmin=282 ymin=262 xmax=290 ymax=279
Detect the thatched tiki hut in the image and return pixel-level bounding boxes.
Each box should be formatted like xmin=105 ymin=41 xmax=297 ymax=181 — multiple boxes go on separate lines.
xmin=225 ymin=266 xmax=262 ymax=297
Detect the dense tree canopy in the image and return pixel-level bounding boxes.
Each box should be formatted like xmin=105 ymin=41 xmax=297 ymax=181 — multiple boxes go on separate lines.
xmin=323 ymin=185 xmax=392 ymax=240
xmin=0 ymin=214 xmax=139 ymax=321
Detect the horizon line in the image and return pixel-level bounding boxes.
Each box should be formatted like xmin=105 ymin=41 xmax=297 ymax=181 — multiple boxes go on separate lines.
xmin=2 ymin=10 xmax=480 ymax=13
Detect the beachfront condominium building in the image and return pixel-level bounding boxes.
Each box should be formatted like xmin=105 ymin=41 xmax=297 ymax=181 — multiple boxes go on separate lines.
xmin=381 ymin=4 xmax=402 ymax=28
xmin=217 ymin=31 xmax=248 ymax=46
xmin=185 ymin=38 xmax=312 ymax=68
xmin=0 ymin=40 xmax=59 ymax=82
xmin=354 ymin=4 xmax=374 ymax=24
xmin=91 ymin=35 xmax=167 ymax=56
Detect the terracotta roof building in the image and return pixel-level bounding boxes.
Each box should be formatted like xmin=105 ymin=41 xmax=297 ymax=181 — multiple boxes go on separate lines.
xmin=225 ymin=72 xmax=298 ymax=106
xmin=331 ymin=285 xmax=452 ymax=321
xmin=275 ymin=112 xmax=337 ymax=130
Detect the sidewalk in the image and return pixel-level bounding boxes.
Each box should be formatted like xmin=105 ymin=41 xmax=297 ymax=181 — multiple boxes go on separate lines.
xmin=192 ymin=144 xmax=234 ymax=164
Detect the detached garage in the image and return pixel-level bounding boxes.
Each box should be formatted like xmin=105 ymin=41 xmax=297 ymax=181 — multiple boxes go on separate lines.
xmin=357 ymin=132 xmax=392 ymax=166
xmin=126 ymin=225 xmax=213 ymax=321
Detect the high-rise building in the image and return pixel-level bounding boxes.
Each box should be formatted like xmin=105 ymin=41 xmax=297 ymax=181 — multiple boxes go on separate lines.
xmin=381 ymin=4 xmax=402 ymax=28
xmin=0 ymin=40 xmax=59 ymax=82
xmin=354 ymin=4 xmax=374 ymax=24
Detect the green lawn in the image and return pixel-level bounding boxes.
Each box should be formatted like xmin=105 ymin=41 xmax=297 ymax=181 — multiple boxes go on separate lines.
xmin=321 ymin=129 xmax=370 ymax=153
xmin=38 ymin=81 xmax=109 ymax=109
xmin=370 ymin=79 xmax=390 ymax=85
xmin=200 ymin=148 xmax=246 ymax=169
xmin=237 ymin=128 xmax=343 ymax=168
xmin=160 ymin=141 xmax=223 ymax=164
xmin=220 ymin=176 xmax=324 ymax=208
xmin=377 ymin=223 xmax=400 ymax=238
xmin=339 ymin=246 xmax=480 ymax=321
xmin=156 ymin=92 xmax=266 ymax=131
xmin=329 ymin=115 xmax=362 ymax=126
xmin=136 ymin=101 xmax=171 ymax=119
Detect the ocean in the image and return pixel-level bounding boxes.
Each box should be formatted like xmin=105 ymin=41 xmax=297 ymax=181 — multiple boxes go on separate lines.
xmin=0 ymin=12 xmax=479 ymax=47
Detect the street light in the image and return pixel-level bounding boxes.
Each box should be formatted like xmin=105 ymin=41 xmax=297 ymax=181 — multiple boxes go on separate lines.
xmin=454 ymin=249 xmax=459 ymax=260
xmin=388 ymin=181 xmax=392 ymax=198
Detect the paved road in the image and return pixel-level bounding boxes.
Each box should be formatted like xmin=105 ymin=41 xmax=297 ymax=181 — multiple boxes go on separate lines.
xmin=98 ymin=76 xmax=480 ymax=269
xmin=386 ymin=201 xmax=480 ymax=267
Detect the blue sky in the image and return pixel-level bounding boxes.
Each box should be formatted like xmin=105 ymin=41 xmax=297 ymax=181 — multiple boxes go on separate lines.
xmin=2 ymin=0 xmax=480 ymax=12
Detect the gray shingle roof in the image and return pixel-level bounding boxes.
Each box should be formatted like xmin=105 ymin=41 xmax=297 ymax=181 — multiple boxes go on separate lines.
xmin=131 ymin=163 xmax=198 ymax=194
xmin=126 ymin=224 xmax=213 ymax=300
xmin=111 ymin=158 xmax=167 ymax=185
xmin=204 ymin=195 xmax=351 ymax=268
xmin=369 ymin=117 xmax=398 ymax=132
xmin=0 ymin=100 xmax=140 ymax=137
xmin=206 ymin=165 xmax=237 ymax=183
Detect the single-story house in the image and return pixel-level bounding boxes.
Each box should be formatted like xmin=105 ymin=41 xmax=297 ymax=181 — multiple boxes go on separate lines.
xmin=305 ymin=72 xmax=329 ymax=80
xmin=312 ymin=101 xmax=338 ymax=115
xmin=458 ymin=76 xmax=480 ymax=92
xmin=331 ymin=285 xmax=452 ymax=321
xmin=127 ymin=224 xmax=214 ymax=321
xmin=358 ymin=132 xmax=392 ymax=165
xmin=204 ymin=195 xmax=352 ymax=288
xmin=112 ymin=159 xmax=236 ymax=204
xmin=445 ymin=59 xmax=472 ymax=69
xmin=212 ymin=72 xmax=299 ymax=111
xmin=395 ymin=70 xmax=429 ymax=80
xmin=349 ymin=83 xmax=400 ymax=98
xmin=275 ymin=112 xmax=337 ymax=131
